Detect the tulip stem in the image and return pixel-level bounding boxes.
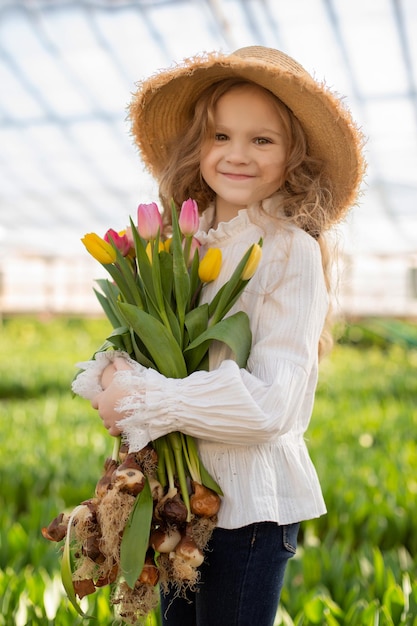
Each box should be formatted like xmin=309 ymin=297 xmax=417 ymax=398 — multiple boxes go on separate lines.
xmin=154 ymin=437 xmax=175 ymax=492
xmin=167 ymin=432 xmax=191 ymax=522
xmin=183 ymin=235 xmax=192 ymax=267
xmin=180 ymin=433 xmax=201 ymax=484
xmin=189 ymin=282 xmax=203 ymax=310
xmin=111 ymin=436 xmax=121 ymax=462
xmin=153 ymin=438 xmax=167 ymax=489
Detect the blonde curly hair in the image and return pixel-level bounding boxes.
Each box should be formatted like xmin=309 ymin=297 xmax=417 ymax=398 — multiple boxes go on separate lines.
xmin=157 ymin=80 xmax=336 ymax=357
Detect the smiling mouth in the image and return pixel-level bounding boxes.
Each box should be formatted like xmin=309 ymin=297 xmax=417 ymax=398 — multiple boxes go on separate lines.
xmin=221 ymin=172 xmax=254 ymax=180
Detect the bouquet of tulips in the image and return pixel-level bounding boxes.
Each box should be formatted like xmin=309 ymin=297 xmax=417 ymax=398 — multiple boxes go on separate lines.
xmin=42 ymin=199 xmax=262 ymax=623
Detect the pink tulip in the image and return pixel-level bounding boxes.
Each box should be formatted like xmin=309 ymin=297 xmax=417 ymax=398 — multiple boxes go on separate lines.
xmin=179 ymin=198 xmax=199 ymax=237
xmin=137 ymin=202 xmax=163 ymax=241
xmin=104 ymin=229 xmax=131 ymax=257
xmin=189 ymin=236 xmax=201 ymax=258
xmin=124 ymin=227 xmax=135 ymax=250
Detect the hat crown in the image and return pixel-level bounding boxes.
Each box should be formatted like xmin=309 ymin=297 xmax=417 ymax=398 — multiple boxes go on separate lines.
xmin=232 ymin=46 xmax=308 ymax=78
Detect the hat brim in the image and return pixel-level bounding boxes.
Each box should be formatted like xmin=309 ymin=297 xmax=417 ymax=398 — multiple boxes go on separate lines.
xmin=130 ymin=47 xmax=365 ymax=224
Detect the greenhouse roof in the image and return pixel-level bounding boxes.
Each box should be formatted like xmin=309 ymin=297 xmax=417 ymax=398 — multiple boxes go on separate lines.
xmin=1 ymin=0 xmax=416 ymax=258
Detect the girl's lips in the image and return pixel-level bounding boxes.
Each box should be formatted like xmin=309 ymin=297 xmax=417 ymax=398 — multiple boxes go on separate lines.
xmin=221 ymin=172 xmax=255 ymax=180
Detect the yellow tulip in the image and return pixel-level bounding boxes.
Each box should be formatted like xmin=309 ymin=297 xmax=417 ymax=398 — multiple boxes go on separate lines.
xmin=241 ymin=243 xmax=262 ymax=280
xmin=146 ymin=240 xmax=165 ymax=263
xmin=81 ymin=233 xmax=117 ymax=264
xmin=198 ymin=248 xmax=222 ymax=283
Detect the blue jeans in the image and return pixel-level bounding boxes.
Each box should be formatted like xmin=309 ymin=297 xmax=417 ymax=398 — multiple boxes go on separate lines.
xmin=160 ymin=521 xmax=300 ymax=626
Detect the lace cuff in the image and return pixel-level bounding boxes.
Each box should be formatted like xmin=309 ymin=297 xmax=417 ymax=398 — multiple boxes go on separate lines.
xmin=116 ymin=369 xmax=179 ymax=452
xmin=113 ymin=369 xmax=152 ymax=451
xmin=71 ymin=350 xmax=138 ymax=401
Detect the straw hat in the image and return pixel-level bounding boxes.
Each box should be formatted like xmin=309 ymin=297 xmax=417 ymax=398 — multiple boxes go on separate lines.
xmin=130 ymin=46 xmax=365 ymax=223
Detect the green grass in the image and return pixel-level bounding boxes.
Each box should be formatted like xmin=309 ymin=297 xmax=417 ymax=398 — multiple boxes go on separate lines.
xmin=1 ymin=316 xmax=416 ymax=625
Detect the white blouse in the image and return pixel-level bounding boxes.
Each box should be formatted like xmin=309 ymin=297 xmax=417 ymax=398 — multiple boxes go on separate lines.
xmin=73 ymin=195 xmax=328 ymax=529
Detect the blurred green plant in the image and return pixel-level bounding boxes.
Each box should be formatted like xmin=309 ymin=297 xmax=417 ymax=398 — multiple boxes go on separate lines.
xmin=1 ymin=316 xmax=416 ymax=624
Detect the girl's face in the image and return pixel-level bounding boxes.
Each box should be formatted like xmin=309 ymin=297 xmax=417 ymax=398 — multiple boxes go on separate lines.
xmin=200 ymin=84 xmax=287 ymax=221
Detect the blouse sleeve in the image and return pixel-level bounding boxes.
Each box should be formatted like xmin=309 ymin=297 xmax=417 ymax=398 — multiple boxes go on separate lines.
xmin=117 ymin=230 xmax=329 ymax=451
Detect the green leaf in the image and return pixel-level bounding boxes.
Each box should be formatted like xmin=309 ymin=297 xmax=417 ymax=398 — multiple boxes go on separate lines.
xmin=94 ymin=279 xmax=124 ymax=328
xmin=120 ymin=478 xmax=154 ymax=589
xmin=61 ymin=506 xmax=92 ymax=618
xmin=106 ymin=326 xmax=133 ymax=353
xmin=130 ymin=330 xmax=156 ymax=368
xmin=361 ymin=600 xmax=381 ymax=622
xmin=184 ymin=304 xmax=209 ymax=343
xmin=159 ymin=247 xmax=173 ymax=286
xmin=383 ymin=584 xmax=405 ymax=623
xmin=106 ymin=233 xmax=144 ymax=309
xmin=163 ymin=294 xmax=182 ymax=347
xmin=199 ymin=462 xmax=224 ymax=496
xmin=95 ymin=277 xmax=118 ymax=297
xmin=167 ymin=432 xmax=191 ymax=521
xmin=93 ymin=288 xmax=120 ymax=329
xmin=184 ymin=434 xmax=223 ymax=496
xmin=170 ymin=202 xmax=190 ymax=335
xmin=207 ymin=282 xmax=226 ymax=318
xmin=212 ymin=278 xmax=250 ymax=322
xmin=159 ymin=250 xmax=182 ymax=345
xmin=180 ymin=432 xmax=199 ymax=482
xmin=150 ymin=232 xmax=172 ymax=326
xmin=129 ymin=217 xmax=160 ymax=314
xmin=153 ymin=438 xmax=167 ymax=489
xmin=100 ymin=254 xmax=139 ymax=308
xmin=189 ymin=248 xmax=202 ymax=307
xmin=373 ymin=547 xmax=386 ymax=599
xmin=184 ymin=311 xmax=252 ymax=371
xmin=197 ymin=352 xmax=210 ymax=371
xmin=209 ymin=244 xmax=254 ymax=325
xmin=344 ymin=600 xmax=369 ymax=626
xmin=304 ymin=596 xmax=325 ymax=623
xmin=118 ymin=302 xmax=187 ymax=378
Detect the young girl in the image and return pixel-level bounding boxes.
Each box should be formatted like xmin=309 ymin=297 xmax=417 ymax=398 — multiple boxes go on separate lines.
xmin=73 ymin=46 xmax=365 ymax=625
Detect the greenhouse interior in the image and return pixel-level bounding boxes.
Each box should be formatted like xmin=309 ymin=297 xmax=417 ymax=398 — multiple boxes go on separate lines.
xmin=1 ymin=2 xmax=417 ymax=626
xmin=1 ymin=0 xmax=417 ymax=318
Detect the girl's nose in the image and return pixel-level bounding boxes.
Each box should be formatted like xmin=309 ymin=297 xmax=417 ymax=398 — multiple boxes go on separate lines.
xmin=225 ymin=141 xmax=249 ymax=164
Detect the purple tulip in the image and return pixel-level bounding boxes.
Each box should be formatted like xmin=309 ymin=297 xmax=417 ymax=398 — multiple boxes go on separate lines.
xmin=179 ymin=198 xmax=199 ymax=237
xmin=137 ymin=202 xmax=163 ymax=241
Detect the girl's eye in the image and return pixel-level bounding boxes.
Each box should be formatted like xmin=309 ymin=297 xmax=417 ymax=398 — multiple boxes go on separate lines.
xmin=215 ymin=133 xmax=228 ymax=141
xmin=254 ymin=137 xmax=272 ymax=145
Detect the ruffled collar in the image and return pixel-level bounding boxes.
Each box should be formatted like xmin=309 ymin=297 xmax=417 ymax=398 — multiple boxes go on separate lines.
xmin=197 ymin=205 xmax=251 ymax=245
xmin=197 ymin=193 xmax=286 ymax=246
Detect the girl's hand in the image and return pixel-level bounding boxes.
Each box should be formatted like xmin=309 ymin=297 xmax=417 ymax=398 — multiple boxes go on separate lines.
xmin=92 ymin=358 xmax=133 ymax=436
